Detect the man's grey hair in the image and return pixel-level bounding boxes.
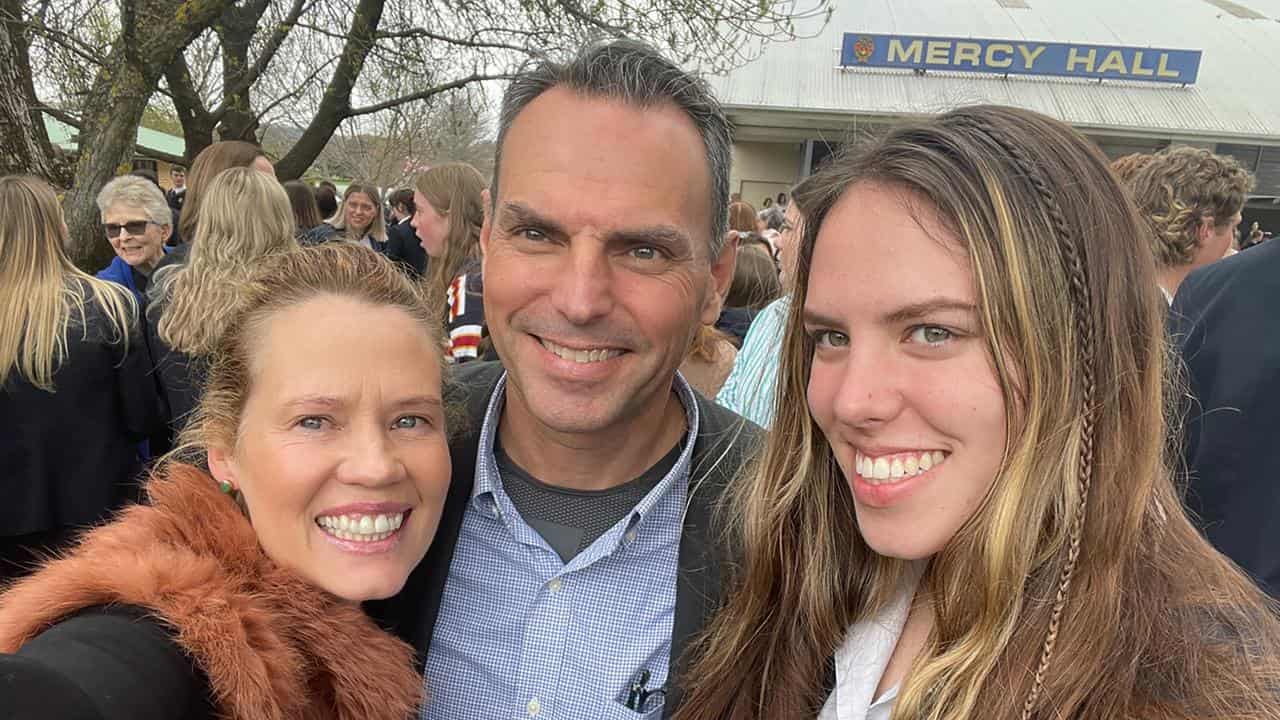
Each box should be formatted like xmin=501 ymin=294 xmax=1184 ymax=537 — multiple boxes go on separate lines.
xmin=96 ymin=175 xmax=171 ymax=227
xmin=492 ymin=38 xmax=733 ymax=257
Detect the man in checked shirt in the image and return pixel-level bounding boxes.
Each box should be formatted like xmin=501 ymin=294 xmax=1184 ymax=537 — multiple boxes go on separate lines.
xmin=368 ymin=39 xmax=761 ymax=720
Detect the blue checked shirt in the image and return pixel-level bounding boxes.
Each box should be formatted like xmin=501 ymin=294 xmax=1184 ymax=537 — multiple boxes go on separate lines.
xmin=715 ymin=295 xmax=790 ymax=428
xmin=423 ymin=372 xmax=698 ymax=720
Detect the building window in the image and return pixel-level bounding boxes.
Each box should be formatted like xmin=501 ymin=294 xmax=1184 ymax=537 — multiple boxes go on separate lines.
xmin=132 ymin=158 xmax=158 ymax=173
xmin=1256 ymin=148 xmax=1280 ymax=197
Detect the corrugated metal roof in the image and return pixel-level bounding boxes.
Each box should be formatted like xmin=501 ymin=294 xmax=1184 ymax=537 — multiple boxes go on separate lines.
xmin=706 ymin=0 xmax=1280 ymax=141
xmin=42 ymin=114 xmax=186 ymax=157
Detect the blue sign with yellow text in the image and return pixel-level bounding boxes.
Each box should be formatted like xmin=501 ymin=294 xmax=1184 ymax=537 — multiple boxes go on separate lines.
xmin=841 ymin=33 xmax=1201 ymax=85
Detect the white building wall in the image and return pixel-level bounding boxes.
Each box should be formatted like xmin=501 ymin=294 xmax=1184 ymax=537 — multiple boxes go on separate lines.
xmin=731 ymin=141 xmax=804 ymax=206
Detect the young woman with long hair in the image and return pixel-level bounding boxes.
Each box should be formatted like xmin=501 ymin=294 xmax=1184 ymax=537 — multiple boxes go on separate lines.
xmin=327 ymin=183 xmax=388 ymax=252
xmin=676 ymin=105 xmax=1280 ymax=719
xmin=411 ymin=162 xmax=487 ymax=361
xmin=0 ymin=176 xmax=165 ymax=582
xmin=148 ymin=167 xmax=297 ymax=438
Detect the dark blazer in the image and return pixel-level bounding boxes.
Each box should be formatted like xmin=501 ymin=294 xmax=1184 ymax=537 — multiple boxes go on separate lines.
xmin=366 ymin=361 xmax=762 ymax=718
xmin=1169 ymin=239 xmax=1280 ymax=599
xmin=0 ymin=606 xmax=214 ymax=720
xmin=384 ymin=218 xmax=427 ymax=277
xmin=143 ymin=301 xmax=204 ymax=451
xmin=0 ymin=286 xmax=165 ymax=566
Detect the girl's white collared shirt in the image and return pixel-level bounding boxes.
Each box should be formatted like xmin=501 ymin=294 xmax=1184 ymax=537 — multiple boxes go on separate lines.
xmin=818 ymin=564 xmax=924 ymax=720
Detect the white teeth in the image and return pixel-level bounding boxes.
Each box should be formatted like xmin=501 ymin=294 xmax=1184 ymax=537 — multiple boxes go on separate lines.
xmin=540 ymin=338 xmax=621 ymax=364
xmin=316 ymin=512 xmax=405 ymax=543
xmin=854 ymin=450 xmax=948 ymax=485
xmin=873 ymin=458 xmax=891 ymax=481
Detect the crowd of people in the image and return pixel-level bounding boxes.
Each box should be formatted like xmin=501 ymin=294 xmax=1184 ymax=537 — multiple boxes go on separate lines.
xmin=1 ymin=37 xmax=1278 ymax=720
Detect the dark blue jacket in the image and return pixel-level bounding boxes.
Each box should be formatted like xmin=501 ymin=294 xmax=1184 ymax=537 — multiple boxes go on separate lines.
xmin=96 ymin=250 xmax=170 ymax=303
xmin=1169 ymin=240 xmax=1280 ymax=599
xmin=95 ymin=256 xmax=139 ymax=298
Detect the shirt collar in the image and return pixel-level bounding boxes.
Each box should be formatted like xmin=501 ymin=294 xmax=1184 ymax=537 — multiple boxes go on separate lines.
xmin=472 ymin=371 xmax=700 ymax=504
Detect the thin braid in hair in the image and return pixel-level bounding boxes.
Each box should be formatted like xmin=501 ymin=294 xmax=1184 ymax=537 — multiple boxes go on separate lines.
xmin=952 ymin=114 xmax=1099 ymax=719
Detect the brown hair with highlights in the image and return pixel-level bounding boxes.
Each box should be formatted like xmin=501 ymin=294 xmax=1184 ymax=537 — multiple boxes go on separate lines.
xmin=676 ymin=106 xmax=1280 ymax=720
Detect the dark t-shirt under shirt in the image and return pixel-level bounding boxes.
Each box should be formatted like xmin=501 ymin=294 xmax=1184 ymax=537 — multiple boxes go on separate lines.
xmin=495 ymin=439 xmax=683 ymax=564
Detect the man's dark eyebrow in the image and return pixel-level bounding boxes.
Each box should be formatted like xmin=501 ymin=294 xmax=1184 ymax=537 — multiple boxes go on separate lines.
xmin=882 ymin=298 xmax=978 ymax=325
xmin=607 ymin=226 xmax=692 ymax=252
xmin=500 ymin=201 xmax=566 ymax=237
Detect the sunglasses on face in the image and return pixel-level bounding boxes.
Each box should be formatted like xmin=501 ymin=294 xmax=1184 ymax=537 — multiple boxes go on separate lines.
xmin=104 ymin=221 xmax=153 ymax=238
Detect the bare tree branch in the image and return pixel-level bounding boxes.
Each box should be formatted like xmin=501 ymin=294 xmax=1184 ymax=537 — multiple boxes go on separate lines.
xmin=209 ymin=0 xmax=309 ymax=122
xmin=347 ymin=72 xmax=509 ymax=118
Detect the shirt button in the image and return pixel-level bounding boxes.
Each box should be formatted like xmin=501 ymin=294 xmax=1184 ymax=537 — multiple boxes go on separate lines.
xmin=624 ymin=529 xmax=638 ymax=545
xmin=527 ymin=697 xmax=541 ymax=717
xmin=548 ymin=578 xmax=563 ymax=593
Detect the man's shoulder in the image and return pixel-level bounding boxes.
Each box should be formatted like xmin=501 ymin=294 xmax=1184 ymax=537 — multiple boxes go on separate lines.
xmin=1173 ymin=242 xmax=1280 ymax=336
xmin=1182 ymin=242 xmax=1280 ymax=303
xmin=688 ymin=390 xmax=763 ymax=488
xmin=444 ymin=361 xmax=505 ymax=433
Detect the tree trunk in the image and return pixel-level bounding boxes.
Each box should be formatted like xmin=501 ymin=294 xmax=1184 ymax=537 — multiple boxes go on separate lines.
xmin=166 ymin=57 xmax=215 ymax=164
xmin=0 ymin=0 xmax=59 ymax=181
xmin=274 ymin=0 xmax=385 ymax=180
xmin=214 ymin=0 xmax=269 ymax=143
xmin=62 ymin=54 xmax=153 ymax=271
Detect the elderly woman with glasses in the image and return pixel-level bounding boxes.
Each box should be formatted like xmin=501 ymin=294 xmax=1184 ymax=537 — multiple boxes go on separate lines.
xmin=95 ymin=175 xmax=172 ymax=301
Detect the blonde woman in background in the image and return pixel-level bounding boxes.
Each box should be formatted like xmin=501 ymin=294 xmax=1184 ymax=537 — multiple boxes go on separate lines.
xmin=305 ymin=182 xmax=388 ymax=252
xmin=678 ymin=106 xmax=1280 ymax=719
xmin=411 ymin=162 xmax=487 ymax=361
xmin=148 ymin=167 xmax=298 ymax=442
xmin=0 ymin=176 xmax=165 ymax=583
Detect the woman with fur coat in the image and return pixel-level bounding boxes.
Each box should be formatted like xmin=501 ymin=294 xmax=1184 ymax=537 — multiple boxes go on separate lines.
xmin=0 ymin=243 xmax=452 ymax=720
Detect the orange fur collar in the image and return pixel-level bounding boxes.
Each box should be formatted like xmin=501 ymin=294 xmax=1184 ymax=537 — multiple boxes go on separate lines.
xmin=0 ymin=464 xmax=423 ymax=720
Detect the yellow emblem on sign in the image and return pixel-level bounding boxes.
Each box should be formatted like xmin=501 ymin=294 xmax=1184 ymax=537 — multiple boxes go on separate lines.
xmin=853 ymin=36 xmax=875 ymax=63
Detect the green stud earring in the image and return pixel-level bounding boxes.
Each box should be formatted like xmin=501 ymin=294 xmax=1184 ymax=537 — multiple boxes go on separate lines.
xmin=218 ymin=480 xmax=234 ymax=495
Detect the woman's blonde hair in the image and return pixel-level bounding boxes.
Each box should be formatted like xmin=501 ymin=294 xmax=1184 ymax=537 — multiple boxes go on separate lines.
xmin=0 ymin=176 xmax=137 ymax=390
xmin=153 ymin=167 xmax=297 ymax=356
xmin=677 ymin=105 xmax=1280 ymax=720
xmin=170 ymin=243 xmax=445 ymax=459
xmin=416 ymin=162 xmax=486 ymax=309
xmin=328 ymin=182 xmax=387 ymax=243
xmin=178 ymin=140 xmax=266 ymax=243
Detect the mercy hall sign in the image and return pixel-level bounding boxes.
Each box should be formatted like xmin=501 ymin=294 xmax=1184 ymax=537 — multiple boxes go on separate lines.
xmin=841 ymin=33 xmax=1202 ymax=85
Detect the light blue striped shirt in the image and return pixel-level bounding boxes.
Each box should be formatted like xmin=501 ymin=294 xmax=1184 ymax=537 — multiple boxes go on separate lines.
xmin=715 ymin=295 xmax=790 ymax=428
xmin=423 ymin=372 xmax=698 ymax=720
